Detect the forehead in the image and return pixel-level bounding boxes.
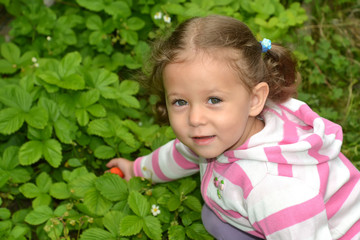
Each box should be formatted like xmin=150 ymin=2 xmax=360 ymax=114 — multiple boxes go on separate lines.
xmin=173 ymin=47 xmax=238 ymax=63
xmin=164 ymin=49 xmax=236 ymax=79
xmin=163 ymin=53 xmax=247 ymax=94
xmin=163 ymin=49 xmax=249 ymax=91
xmin=165 ymin=51 xmax=230 ymax=77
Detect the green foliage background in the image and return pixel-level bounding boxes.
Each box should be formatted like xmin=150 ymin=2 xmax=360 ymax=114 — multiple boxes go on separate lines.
xmin=0 ymin=0 xmax=359 ymax=239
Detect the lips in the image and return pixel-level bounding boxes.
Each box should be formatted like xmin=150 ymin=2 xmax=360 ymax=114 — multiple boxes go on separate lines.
xmin=192 ymin=135 xmax=216 ymax=145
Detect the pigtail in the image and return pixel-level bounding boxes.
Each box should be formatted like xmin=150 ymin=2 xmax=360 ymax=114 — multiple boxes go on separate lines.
xmin=262 ymin=43 xmax=300 ymax=103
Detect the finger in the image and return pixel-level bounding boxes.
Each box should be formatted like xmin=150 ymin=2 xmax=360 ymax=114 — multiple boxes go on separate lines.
xmin=106 ymin=158 xmax=120 ymax=168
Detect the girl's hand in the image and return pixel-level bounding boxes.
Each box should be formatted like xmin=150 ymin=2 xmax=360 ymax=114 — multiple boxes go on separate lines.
xmin=106 ymin=158 xmax=135 ymax=181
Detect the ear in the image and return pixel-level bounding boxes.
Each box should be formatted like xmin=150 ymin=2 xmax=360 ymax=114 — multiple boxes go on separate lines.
xmin=249 ymin=82 xmax=269 ymax=117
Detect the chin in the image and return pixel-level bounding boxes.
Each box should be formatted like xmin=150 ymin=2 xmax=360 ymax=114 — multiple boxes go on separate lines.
xmin=196 ymin=151 xmax=220 ymax=160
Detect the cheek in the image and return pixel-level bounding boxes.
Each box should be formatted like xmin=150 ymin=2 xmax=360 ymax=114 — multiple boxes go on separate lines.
xmin=217 ymin=110 xmax=248 ymax=131
xmin=168 ymin=113 xmax=184 ymax=135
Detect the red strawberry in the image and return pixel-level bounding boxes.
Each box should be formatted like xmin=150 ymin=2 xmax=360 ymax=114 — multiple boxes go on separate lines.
xmin=110 ymin=167 xmax=124 ymax=178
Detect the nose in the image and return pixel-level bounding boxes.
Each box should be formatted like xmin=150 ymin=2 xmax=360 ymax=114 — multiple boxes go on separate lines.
xmin=188 ymin=105 xmax=207 ymax=127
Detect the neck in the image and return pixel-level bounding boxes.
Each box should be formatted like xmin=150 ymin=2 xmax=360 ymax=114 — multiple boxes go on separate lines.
xmin=228 ymin=116 xmax=264 ymax=151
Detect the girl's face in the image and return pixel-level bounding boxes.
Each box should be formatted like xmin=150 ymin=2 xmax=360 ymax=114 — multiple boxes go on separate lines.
xmin=163 ymin=53 xmax=267 ymax=159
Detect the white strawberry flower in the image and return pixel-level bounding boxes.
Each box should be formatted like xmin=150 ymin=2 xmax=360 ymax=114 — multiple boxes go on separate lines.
xmin=163 ymin=15 xmax=171 ymax=23
xmin=154 ymin=12 xmax=162 ymax=20
xmin=151 ymin=204 xmax=161 ymax=216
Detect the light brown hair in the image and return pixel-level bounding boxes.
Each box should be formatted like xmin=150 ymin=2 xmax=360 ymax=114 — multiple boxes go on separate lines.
xmin=142 ymin=15 xmax=300 ymax=123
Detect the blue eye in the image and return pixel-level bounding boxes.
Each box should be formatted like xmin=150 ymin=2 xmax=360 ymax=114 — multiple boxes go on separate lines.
xmin=208 ymin=97 xmax=222 ymax=104
xmin=173 ymin=99 xmax=188 ymax=106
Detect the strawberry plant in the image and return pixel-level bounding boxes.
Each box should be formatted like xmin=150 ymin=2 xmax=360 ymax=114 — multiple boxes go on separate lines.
xmin=1 ymin=0 xmax=358 ymax=239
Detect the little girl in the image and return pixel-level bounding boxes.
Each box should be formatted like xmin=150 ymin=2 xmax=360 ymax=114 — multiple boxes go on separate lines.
xmin=107 ymin=15 xmax=360 ymax=239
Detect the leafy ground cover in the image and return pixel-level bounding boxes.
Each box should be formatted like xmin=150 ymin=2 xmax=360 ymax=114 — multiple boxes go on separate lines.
xmin=0 ymin=0 xmax=359 ymax=239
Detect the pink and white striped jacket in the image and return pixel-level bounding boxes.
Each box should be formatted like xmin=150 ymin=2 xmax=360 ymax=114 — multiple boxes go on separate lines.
xmin=133 ymin=98 xmax=360 ymax=239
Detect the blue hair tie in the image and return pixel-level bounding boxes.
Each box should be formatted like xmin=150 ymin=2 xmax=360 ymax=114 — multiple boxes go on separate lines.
xmin=260 ymin=38 xmax=271 ymax=53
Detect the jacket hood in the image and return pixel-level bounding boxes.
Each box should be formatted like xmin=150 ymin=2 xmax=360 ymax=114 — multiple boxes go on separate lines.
xmin=219 ymin=98 xmax=343 ymax=165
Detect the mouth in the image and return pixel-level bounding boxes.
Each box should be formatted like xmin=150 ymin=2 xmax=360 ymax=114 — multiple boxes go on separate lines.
xmin=192 ymin=135 xmax=216 ymax=145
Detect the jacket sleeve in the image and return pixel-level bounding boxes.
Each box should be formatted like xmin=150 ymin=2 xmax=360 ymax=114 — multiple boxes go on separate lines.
xmin=246 ymin=174 xmax=333 ymax=240
xmin=133 ymin=139 xmax=200 ymax=183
